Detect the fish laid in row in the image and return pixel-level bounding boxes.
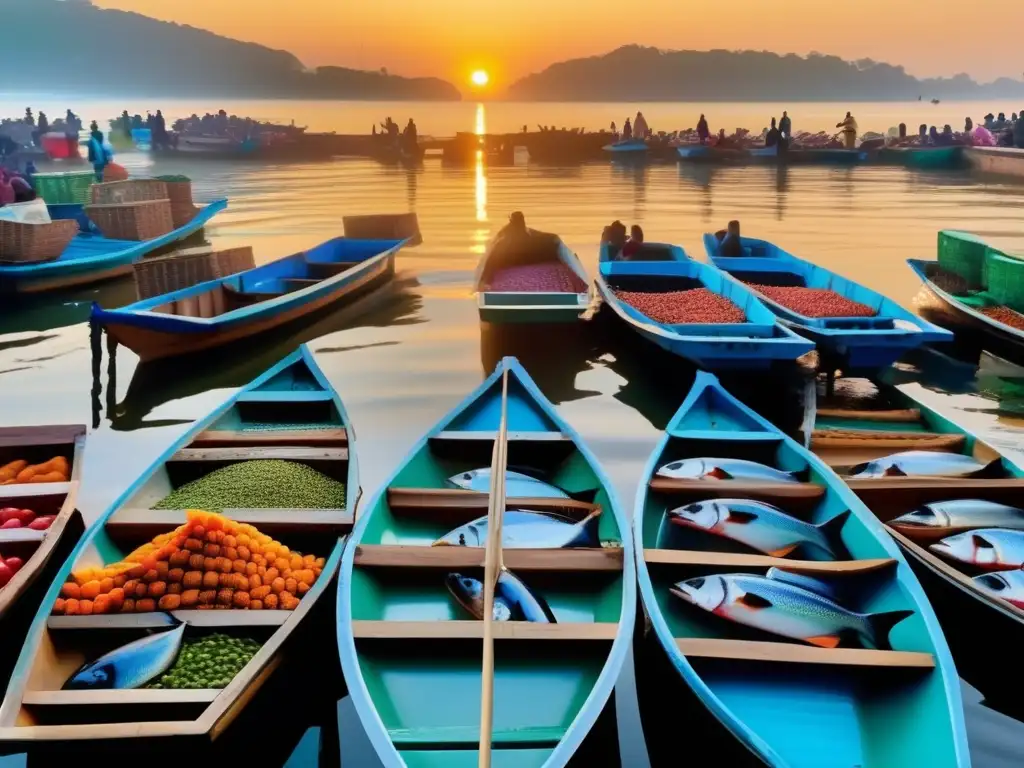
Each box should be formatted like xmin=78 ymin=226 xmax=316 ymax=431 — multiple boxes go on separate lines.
xmin=657 ymin=458 xmax=803 ymax=484
xmin=446 ymin=569 xmax=556 ymax=623
xmin=848 ymin=451 xmax=1002 ymax=479
xmin=64 ymin=618 xmax=185 ymax=690
xmin=973 ymin=571 xmax=1024 ymax=609
xmin=890 ymin=499 xmax=1024 ymax=535
xmin=672 ymin=568 xmax=912 ymax=649
xmin=448 ymin=468 xmax=569 ymax=499
xmin=434 ymin=509 xmax=601 ymax=548
xmin=668 ymin=499 xmax=848 ymax=558
xmin=929 ymin=528 xmax=1024 ymax=571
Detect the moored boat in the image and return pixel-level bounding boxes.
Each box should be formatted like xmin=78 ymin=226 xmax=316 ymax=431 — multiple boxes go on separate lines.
xmin=92 ymin=235 xmax=407 ymax=362
xmin=635 ymin=370 xmax=969 ymax=767
xmin=0 ymin=200 xmax=227 ymax=295
xmin=337 ymin=356 xmax=635 ymax=767
xmin=704 ymin=234 xmax=952 ymax=373
xmin=676 ymin=145 xmax=746 ymax=163
xmin=0 ymin=345 xmax=353 ymax=741
xmin=882 ymin=146 xmax=965 ymax=169
xmin=603 ymin=138 xmax=648 ymax=155
xmin=806 ymin=374 xmax=1024 ymax=713
xmin=474 ymin=227 xmax=593 ymax=324
xmin=596 ymin=241 xmax=813 ymax=369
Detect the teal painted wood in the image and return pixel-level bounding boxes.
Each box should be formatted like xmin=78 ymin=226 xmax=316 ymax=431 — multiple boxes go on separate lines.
xmin=634 ymin=371 xmax=970 ymax=768
xmin=0 ymin=200 xmax=228 ymax=293
xmin=0 ymin=344 xmax=354 ymax=735
xmin=602 ymin=139 xmax=648 ymax=153
xmin=337 ymin=356 xmax=636 ymax=768
xmin=595 ymin=242 xmax=814 ymax=369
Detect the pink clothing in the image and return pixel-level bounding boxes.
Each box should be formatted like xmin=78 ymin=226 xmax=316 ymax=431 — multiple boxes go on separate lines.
xmin=972 ymin=126 xmax=997 ymax=147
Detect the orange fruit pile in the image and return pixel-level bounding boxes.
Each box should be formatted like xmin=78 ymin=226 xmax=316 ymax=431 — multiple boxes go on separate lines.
xmin=52 ymin=510 xmax=325 ymax=616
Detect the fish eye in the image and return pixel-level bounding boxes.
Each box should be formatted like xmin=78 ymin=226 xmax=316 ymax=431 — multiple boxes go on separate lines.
xmin=462 ymin=578 xmax=474 ymax=588
xmin=462 ymin=472 xmax=472 ymax=480
xmin=683 ymin=503 xmax=702 ymax=513
xmin=667 ymin=462 xmax=682 ymax=471
xmin=95 ymin=669 xmax=108 ymax=681
xmin=911 ymin=508 xmax=935 ymax=518
xmin=687 ymin=577 xmax=706 ymax=590
xmin=977 ymin=574 xmax=1006 ymax=591
xmin=975 ymin=536 xmax=995 ymax=549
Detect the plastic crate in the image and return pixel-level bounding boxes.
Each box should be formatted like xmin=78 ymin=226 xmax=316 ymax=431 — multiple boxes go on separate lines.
xmin=32 ymin=171 xmax=95 ymax=205
xmin=986 ymin=252 xmax=1024 ymax=313
xmin=937 ymin=230 xmax=988 ymax=288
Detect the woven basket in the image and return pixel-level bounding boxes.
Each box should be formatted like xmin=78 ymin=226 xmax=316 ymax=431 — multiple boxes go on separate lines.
xmin=90 ymin=179 xmax=168 ymax=206
xmin=342 ymin=213 xmax=422 ymax=246
xmin=0 ymin=219 xmax=79 ymax=264
xmin=133 ymin=245 xmax=255 ymax=299
xmin=85 ymin=199 xmax=174 ymax=241
xmin=32 ymin=171 xmax=95 ymax=205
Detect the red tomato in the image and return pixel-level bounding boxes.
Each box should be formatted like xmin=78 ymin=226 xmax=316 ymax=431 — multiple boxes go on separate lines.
xmin=5 ymin=557 xmax=23 ymax=573
xmin=0 ymin=563 xmax=12 ymax=587
xmin=28 ymin=516 xmax=54 ymax=531
xmin=0 ymin=508 xmax=21 ymax=523
xmin=12 ymin=509 xmax=35 ymax=524
xmin=0 ymin=519 xmax=22 ymax=529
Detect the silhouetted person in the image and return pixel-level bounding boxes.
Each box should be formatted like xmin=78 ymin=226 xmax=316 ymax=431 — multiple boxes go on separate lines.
xmin=87 ymin=127 xmax=110 ymax=182
xmin=964 ymin=117 xmax=973 ymax=133
xmin=928 ymin=126 xmax=940 ymax=145
xmin=602 ymin=220 xmax=627 ymax=256
xmin=716 ymin=221 xmax=743 ymax=257
xmin=765 ymin=118 xmax=780 ymax=148
xmin=633 ymin=111 xmax=649 ymax=140
xmin=23 ymin=108 xmax=33 ymax=127
xmin=621 ymin=225 xmax=645 ymax=259
xmin=779 ymin=111 xmax=791 ymax=138
xmin=622 ymin=118 xmax=632 ymax=140
xmin=1015 ymin=115 xmax=1024 ymax=149
xmin=919 ymin=124 xmax=928 ymax=142
xmin=697 ymin=114 xmax=709 ymax=145
xmin=836 ymin=112 xmax=858 ymax=149
xmin=36 ymin=112 xmax=48 ymax=134
xmin=898 ymin=123 xmax=907 ymax=140
xmin=403 ymin=118 xmax=418 ymax=152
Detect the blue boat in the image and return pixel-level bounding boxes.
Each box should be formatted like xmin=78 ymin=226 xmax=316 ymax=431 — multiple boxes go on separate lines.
xmin=0 ymin=345 xmax=352 ymax=740
xmin=634 ymin=370 xmax=969 ymax=768
xmin=91 ymin=235 xmax=407 ymax=362
xmin=677 ymin=145 xmax=746 ymax=163
xmin=596 ymin=242 xmax=814 ymax=370
xmin=0 ymin=199 xmax=227 ymax=295
xmin=337 ymin=356 xmax=635 ymax=768
xmin=703 ymin=234 xmax=952 ymax=373
xmin=603 ymin=138 xmax=648 ymax=154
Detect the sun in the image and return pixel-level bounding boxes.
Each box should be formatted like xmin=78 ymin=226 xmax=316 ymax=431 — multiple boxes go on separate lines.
xmin=470 ymin=70 xmax=489 ymax=87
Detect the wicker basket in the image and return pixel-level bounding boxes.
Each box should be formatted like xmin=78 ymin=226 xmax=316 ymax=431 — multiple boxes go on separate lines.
xmin=85 ymin=199 xmax=174 ymax=241
xmin=32 ymin=171 xmax=95 ymax=205
xmin=90 ymin=179 xmax=168 ymax=206
xmin=342 ymin=213 xmax=422 ymax=246
xmin=0 ymin=219 xmax=79 ymax=264
xmin=133 ymin=245 xmax=255 ymax=299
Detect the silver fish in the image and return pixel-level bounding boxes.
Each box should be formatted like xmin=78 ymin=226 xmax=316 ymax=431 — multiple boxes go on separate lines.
xmin=434 ymin=509 xmax=600 ymax=548
xmin=446 ymin=569 xmax=556 ymax=623
xmin=929 ymin=528 xmax=1024 ymax=571
xmin=973 ymin=571 xmax=1024 ymax=609
xmin=447 ymin=468 xmax=569 ymax=499
xmin=848 ymin=451 xmax=1001 ymax=479
xmin=656 ymin=458 xmax=801 ymax=483
xmin=668 ymin=499 xmax=847 ymax=558
xmin=64 ymin=620 xmax=185 ymax=690
xmin=891 ymin=500 xmax=1024 ymax=533
xmin=671 ymin=572 xmax=911 ymax=649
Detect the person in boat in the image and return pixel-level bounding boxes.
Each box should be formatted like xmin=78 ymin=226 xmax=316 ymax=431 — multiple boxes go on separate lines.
xmin=1015 ymin=115 xmax=1024 ymax=149
xmin=836 ymin=112 xmax=858 ymax=149
xmin=965 ymin=117 xmax=973 ymax=133
xmin=23 ymin=108 xmax=33 ymax=127
xmin=918 ymin=124 xmax=928 ymax=143
xmin=402 ymin=119 xmax=418 ymax=153
xmin=765 ymin=118 xmax=781 ymax=148
xmin=153 ymin=110 xmax=168 ymax=149
xmin=897 ymin=123 xmax=907 ymax=142
xmin=778 ymin=111 xmax=791 ymax=151
xmin=621 ymin=225 xmax=645 ymax=259
xmin=87 ymin=126 xmax=111 ymax=182
xmin=9 ymin=171 xmax=34 ymax=203
xmin=983 ymin=113 xmax=996 ymax=129
xmin=622 ymin=118 xmax=632 ymax=141
xmin=696 ymin=114 xmax=710 ymax=145
xmin=601 ymin=220 xmax=628 ymax=256
xmin=610 ymin=121 xmax=617 ymax=138
xmin=633 ymin=111 xmax=649 ymax=140
xmin=715 ymin=221 xmax=743 ymax=257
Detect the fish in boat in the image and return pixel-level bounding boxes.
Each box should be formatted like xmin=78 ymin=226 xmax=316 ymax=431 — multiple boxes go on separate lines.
xmin=447 ymin=467 xmax=569 ymax=498
xmin=433 ymin=509 xmax=601 ymax=548
xmin=667 ymin=499 xmax=848 ymax=558
xmin=848 ymin=450 xmax=1002 ymax=479
xmin=670 ymin=571 xmax=912 ymax=649
xmin=973 ymin=571 xmax=1024 ymax=609
xmin=656 ymin=458 xmax=801 ymax=483
xmin=929 ymin=528 xmax=1024 ymax=571
xmin=446 ymin=569 xmax=557 ymax=622
xmin=63 ymin=619 xmax=185 ymax=690
xmin=891 ymin=499 xmax=1024 ymax=534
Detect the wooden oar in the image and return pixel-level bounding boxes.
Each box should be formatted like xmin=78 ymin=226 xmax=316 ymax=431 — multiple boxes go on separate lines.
xmin=478 ymin=368 xmax=509 ymax=768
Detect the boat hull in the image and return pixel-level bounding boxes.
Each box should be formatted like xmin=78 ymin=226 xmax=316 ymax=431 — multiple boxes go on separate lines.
xmin=478 ymin=292 xmax=591 ymax=324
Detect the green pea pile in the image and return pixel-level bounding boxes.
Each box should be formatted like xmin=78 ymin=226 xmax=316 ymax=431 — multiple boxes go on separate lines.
xmin=153 ymin=460 xmax=346 ymax=510
xmin=155 ymin=174 xmax=192 ymax=183
xmin=148 ymin=634 xmax=260 ymax=689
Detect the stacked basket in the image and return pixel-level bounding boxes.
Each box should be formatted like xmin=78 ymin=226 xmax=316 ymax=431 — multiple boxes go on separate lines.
xmin=132 ymin=245 xmax=255 ymax=300
xmin=85 ymin=180 xmax=174 ymax=241
xmin=155 ymin=175 xmax=200 ymax=229
xmin=0 ymin=218 xmax=79 ymax=264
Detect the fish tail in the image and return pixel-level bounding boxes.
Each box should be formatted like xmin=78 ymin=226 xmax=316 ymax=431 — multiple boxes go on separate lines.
xmin=569 ymin=509 xmax=603 ymax=548
xmin=814 ymin=510 xmax=850 ymax=557
xmin=863 ymin=609 xmax=914 ymax=650
xmin=969 ymin=459 xmax=1006 ymax=479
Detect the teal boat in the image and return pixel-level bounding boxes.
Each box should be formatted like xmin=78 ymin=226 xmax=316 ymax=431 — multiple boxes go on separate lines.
xmin=337 ymin=356 xmax=635 ymax=768
xmin=0 ymin=345 xmax=351 ymax=741
xmin=807 ymin=374 xmax=1024 ymax=714
xmin=0 ymin=199 xmax=227 ymax=294
xmin=634 ymin=371 xmax=969 ymax=767
xmin=884 ymin=146 xmax=965 ymax=169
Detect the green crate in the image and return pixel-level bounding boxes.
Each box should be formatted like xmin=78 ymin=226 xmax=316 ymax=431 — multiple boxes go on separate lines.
xmin=937 ymin=230 xmax=989 ymax=288
xmin=32 ymin=171 xmax=95 ymax=205
xmin=986 ymin=252 xmax=1024 ymax=313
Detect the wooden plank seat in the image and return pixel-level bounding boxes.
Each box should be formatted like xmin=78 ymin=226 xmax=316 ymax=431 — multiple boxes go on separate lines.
xmin=354 ymin=544 xmax=623 ymax=572
xmin=675 ymin=638 xmax=934 ymax=668
xmin=352 ymin=620 xmax=618 ymax=641
xmin=643 ymin=549 xmax=897 ymax=574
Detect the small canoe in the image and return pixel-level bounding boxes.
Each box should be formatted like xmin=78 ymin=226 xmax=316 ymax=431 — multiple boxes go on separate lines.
xmin=474 ymin=229 xmax=593 ymax=324
xmin=786 ymin=148 xmax=868 ymax=164
xmin=338 ymin=356 xmax=635 ymax=767
xmin=92 ymin=235 xmax=407 ymax=362
xmin=0 ymin=425 xmax=85 ymax=622
xmin=595 ymin=242 xmax=814 ymax=369
xmin=677 ymin=145 xmax=747 ymax=163
xmin=0 ymin=345 xmax=352 ymax=741
xmin=0 ymin=200 xmax=227 ymax=295
xmin=635 ymin=370 xmax=969 ymax=768
xmin=885 ymin=146 xmax=965 ymax=169
xmin=807 ymin=375 xmax=1024 ymax=712
xmin=704 ymin=235 xmax=952 ymax=373
xmin=602 ymin=138 xmax=648 ymax=154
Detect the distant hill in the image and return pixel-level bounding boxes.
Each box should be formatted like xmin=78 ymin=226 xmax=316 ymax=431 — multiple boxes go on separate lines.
xmin=1 ymin=0 xmax=461 ymax=100
xmin=507 ymin=45 xmax=1024 ymax=102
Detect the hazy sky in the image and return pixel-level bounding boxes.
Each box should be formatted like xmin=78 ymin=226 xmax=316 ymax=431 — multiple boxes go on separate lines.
xmin=96 ymin=0 xmax=1024 ymax=87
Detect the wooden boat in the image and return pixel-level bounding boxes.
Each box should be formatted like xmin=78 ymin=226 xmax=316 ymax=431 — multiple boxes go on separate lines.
xmin=474 ymin=229 xmax=593 ymax=324
xmin=882 ymin=146 xmax=965 ymax=169
xmin=704 ymin=234 xmax=952 ymax=373
xmin=602 ymin=138 xmax=648 ymax=154
xmin=92 ymin=235 xmax=408 ymax=362
xmin=595 ymin=242 xmax=814 ymax=369
xmin=676 ymin=145 xmax=745 ymax=163
xmin=806 ymin=374 xmax=1024 ymax=713
xmin=635 ymin=371 xmax=969 ymax=768
xmin=0 ymin=345 xmax=353 ymax=741
xmin=907 ymin=256 xmax=1024 ymax=363
xmin=0 ymin=426 xmax=85 ymax=622
xmin=337 ymin=356 xmax=635 ymax=767
xmin=0 ymin=200 xmax=227 ymax=295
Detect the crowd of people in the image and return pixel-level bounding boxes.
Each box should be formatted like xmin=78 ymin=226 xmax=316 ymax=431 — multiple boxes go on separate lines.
xmin=371 ymin=117 xmax=419 ymax=155
xmin=112 ymin=110 xmax=171 ymax=149
xmin=0 ymin=106 xmax=84 ymax=162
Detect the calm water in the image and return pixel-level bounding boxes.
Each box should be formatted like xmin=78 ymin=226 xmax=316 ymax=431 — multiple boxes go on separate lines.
xmin=4 ymin=100 xmax=1024 ymax=765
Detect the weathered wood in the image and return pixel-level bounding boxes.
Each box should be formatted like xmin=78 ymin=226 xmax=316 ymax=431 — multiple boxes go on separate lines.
xmin=354 ymin=544 xmax=623 ymax=571
xmin=431 ymin=431 xmax=570 ymax=442
xmin=106 ymin=507 xmax=353 ymax=537
xmin=643 ymin=549 xmax=896 ymax=574
xmin=0 ymin=529 xmax=47 ymax=545
xmin=171 ymin=446 xmax=348 ymax=462
xmin=191 ymin=427 xmax=348 ymax=447
xmin=676 ymin=638 xmax=935 ymax=668
xmin=47 ymin=610 xmax=292 ymax=631
xmin=386 ymin=487 xmax=598 ymax=521
xmin=649 ymin=477 xmax=825 ymax=502
xmin=23 ymin=689 xmax=218 ymax=706
xmin=812 ymin=430 xmax=964 ymax=451
xmin=815 ymin=408 xmax=921 ymax=423
xmin=0 ymin=425 xmax=86 ymax=448
xmin=0 ymin=482 xmax=72 ymax=501
xmin=352 ymin=620 xmax=618 ymax=641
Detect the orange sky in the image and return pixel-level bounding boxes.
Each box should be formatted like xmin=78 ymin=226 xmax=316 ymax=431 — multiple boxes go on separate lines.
xmin=95 ymin=1 xmax=1024 ymax=88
